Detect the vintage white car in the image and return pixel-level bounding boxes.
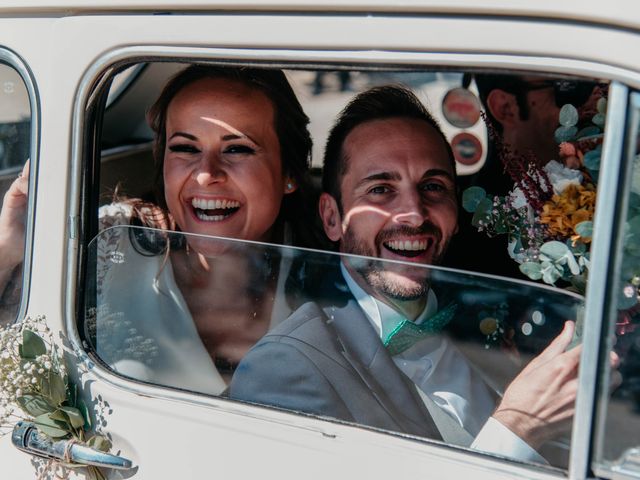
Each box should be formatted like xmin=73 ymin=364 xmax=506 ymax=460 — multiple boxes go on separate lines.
xmin=0 ymin=1 xmax=639 ymax=479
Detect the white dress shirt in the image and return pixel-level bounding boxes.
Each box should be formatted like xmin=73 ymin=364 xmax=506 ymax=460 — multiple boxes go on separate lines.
xmin=340 ymin=263 xmax=545 ymax=464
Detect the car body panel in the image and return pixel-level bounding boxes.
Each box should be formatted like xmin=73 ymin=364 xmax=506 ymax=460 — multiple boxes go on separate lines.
xmin=0 ymin=6 xmax=638 ymax=480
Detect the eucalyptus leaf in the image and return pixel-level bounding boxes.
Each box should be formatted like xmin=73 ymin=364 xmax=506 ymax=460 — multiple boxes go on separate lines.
xmin=555 ymin=125 xmax=578 ymax=143
xmin=87 ymin=435 xmax=112 ymax=453
xmin=565 ymin=250 xmax=581 ymax=275
xmin=576 ymin=126 xmax=601 ymax=138
xmin=559 ymin=104 xmax=579 ymax=127
xmin=583 ymin=149 xmax=602 ymax=171
xmin=542 ymin=263 xmax=562 ymax=285
xmin=462 ymin=186 xmax=487 ymax=213
xmin=17 ymin=395 xmax=55 ymax=417
xmin=48 ymin=370 xmax=67 ymax=406
xmin=574 ymin=221 xmax=593 ymax=240
xmin=592 ymin=112 xmax=606 ymax=127
xmin=49 ymin=408 xmax=70 ymax=424
xmin=540 ymin=241 xmax=570 ymax=260
xmin=572 ymin=240 xmax=587 ymax=255
xmin=61 ymin=406 xmax=86 ymax=429
xmin=597 ymin=97 xmax=607 ymax=114
xmin=34 ymin=413 xmax=70 ymax=438
xmin=21 ymin=330 xmax=47 ymax=359
xmin=519 ymin=262 xmax=543 ymax=280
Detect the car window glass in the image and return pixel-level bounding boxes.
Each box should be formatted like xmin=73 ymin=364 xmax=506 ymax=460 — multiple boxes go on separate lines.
xmin=84 ymin=64 xmax=616 ymax=473
xmin=0 ymin=62 xmax=31 ymax=327
xmin=84 ymin=225 xmax=584 ymax=467
xmin=594 ymin=91 xmax=640 ymax=476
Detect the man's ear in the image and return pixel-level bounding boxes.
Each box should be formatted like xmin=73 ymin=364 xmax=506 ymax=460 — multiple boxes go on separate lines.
xmin=319 ymin=192 xmax=343 ymax=242
xmin=486 ymin=89 xmax=519 ymax=127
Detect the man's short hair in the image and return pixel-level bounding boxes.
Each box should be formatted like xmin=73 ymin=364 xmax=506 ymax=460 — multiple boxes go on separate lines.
xmin=322 ymin=85 xmax=456 ymax=211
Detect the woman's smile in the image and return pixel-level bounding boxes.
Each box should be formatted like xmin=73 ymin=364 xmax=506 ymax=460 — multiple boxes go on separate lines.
xmin=190 ymin=197 xmax=241 ymax=222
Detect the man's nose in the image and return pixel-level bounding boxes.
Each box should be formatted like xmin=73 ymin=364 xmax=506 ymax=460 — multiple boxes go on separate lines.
xmin=193 ymin=153 xmax=226 ymax=185
xmin=392 ymin=191 xmax=426 ymax=227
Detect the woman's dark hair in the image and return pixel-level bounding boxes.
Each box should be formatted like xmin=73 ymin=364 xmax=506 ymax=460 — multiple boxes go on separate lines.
xmin=146 ymin=64 xmax=319 ymax=247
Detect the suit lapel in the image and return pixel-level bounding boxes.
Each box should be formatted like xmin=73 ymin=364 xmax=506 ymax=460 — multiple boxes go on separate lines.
xmin=323 ymin=273 xmax=442 ymax=440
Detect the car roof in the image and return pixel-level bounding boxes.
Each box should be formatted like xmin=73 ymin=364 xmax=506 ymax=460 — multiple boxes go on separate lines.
xmin=1 ymin=0 xmax=639 ymax=31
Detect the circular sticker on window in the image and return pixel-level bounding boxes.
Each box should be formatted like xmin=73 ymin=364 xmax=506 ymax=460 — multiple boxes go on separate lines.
xmin=442 ymin=88 xmax=482 ymax=128
xmin=451 ymin=133 xmax=483 ymax=166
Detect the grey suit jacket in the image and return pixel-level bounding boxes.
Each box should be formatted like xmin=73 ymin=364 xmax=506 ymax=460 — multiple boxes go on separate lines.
xmin=229 ymin=282 xmax=442 ymax=440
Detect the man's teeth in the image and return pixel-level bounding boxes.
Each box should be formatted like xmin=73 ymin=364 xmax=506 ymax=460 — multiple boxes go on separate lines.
xmin=386 ymin=239 xmax=428 ymax=251
xmin=191 ymin=198 xmax=240 ymax=210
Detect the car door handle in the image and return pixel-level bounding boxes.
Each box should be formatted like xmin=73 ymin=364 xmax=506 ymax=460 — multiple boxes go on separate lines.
xmin=12 ymin=421 xmax=133 ymax=470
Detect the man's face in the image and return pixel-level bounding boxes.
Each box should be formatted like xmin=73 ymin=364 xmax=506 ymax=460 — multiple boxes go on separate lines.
xmin=513 ymin=77 xmax=561 ymax=163
xmin=320 ymin=117 xmax=458 ymax=304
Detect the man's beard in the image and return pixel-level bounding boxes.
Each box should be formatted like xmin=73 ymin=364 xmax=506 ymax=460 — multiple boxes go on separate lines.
xmin=341 ymin=223 xmax=446 ymax=301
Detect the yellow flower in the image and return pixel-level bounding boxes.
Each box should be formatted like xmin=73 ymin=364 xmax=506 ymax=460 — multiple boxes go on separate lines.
xmin=540 ymin=184 xmax=596 ymax=240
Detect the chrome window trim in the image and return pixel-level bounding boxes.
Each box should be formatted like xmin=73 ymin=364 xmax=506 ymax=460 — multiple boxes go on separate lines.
xmin=0 ymin=46 xmax=40 ymax=325
xmin=591 ymin=92 xmax=640 ymax=480
xmin=67 ymin=45 xmax=639 ymax=478
xmin=567 ymin=82 xmax=630 ymax=480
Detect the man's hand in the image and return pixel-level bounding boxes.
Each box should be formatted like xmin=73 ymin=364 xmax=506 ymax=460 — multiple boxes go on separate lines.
xmin=0 ymin=160 xmax=29 ymax=270
xmin=492 ymin=320 xmax=619 ymax=449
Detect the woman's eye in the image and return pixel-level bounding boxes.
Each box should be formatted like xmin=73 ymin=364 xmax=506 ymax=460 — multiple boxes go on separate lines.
xmin=168 ymin=144 xmax=200 ymax=154
xmin=225 ymin=145 xmax=255 ymax=155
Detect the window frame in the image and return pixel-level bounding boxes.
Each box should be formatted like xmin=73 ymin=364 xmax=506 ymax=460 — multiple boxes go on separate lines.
xmin=590 ymin=90 xmax=640 ymax=480
xmin=0 ymin=46 xmax=40 ymax=325
xmin=67 ymin=46 xmax=640 ymax=480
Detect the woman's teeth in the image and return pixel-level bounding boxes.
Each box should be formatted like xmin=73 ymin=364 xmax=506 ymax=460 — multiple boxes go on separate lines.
xmin=385 ymin=239 xmax=428 ymax=252
xmin=192 ymin=198 xmax=240 ymax=210
xmin=191 ymin=198 xmax=240 ymax=222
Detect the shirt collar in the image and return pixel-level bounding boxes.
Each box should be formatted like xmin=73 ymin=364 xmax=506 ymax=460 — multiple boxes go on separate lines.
xmin=339 ymin=261 xmax=438 ymax=340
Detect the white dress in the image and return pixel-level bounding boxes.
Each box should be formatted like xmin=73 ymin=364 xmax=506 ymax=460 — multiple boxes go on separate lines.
xmin=90 ymin=203 xmax=294 ymax=396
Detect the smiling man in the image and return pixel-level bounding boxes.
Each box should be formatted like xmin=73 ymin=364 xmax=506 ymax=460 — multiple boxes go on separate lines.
xmin=229 ymin=86 xmax=587 ymax=465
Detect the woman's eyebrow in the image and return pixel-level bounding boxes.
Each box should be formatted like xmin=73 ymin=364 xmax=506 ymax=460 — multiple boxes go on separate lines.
xmin=169 ymin=131 xmax=197 ymax=141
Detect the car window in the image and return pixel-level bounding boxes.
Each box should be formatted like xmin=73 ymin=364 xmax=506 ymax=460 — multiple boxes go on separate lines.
xmin=593 ymin=90 xmax=640 ymax=478
xmin=81 ymin=62 xmax=620 ymax=474
xmin=0 ymin=60 xmax=32 ymax=327
xmin=84 ymin=224 xmax=584 ymax=468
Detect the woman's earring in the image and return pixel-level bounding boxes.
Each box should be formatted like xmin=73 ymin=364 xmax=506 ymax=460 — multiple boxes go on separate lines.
xmin=285 ymin=181 xmax=296 ymax=193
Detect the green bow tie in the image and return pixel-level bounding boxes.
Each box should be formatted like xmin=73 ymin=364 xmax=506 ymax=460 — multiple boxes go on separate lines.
xmin=383 ymin=303 xmax=458 ymax=356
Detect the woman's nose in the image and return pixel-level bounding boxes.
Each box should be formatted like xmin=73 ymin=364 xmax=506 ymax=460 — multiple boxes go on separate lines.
xmin=193 ymin=153 xmax=227 ymax=185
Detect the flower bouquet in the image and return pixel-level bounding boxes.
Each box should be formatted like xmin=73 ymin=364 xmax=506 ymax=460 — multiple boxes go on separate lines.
xmin=463 ymin=93 xmax=640 ymax=338
xmin=0 ymin=316 xmax=114 ymax=479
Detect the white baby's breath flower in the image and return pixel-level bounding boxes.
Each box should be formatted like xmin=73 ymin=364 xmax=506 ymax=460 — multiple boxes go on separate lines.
xmin=544 ymin=160 xmax=583 ymax=194
xmin=509 ymin=187 xmax=529 ymax=210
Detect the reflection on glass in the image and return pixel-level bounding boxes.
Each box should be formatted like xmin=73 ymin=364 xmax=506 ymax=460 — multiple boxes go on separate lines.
xmin=598 ymin=100 xmax=640 ymax=469
xmin=85 ymin=225 xmax=584 ymax=468
xmin=0 ymin=63 xmax=30 ymax=327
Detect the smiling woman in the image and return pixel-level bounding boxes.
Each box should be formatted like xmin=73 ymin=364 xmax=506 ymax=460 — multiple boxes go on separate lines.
xmin=162 ymin=76 xmax=287 ymax=244
xmin=80 ymin=65 xmax=319 ymax=392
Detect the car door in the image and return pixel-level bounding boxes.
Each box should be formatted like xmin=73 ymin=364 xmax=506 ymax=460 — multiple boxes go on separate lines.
xmin=1 ymin=7 xmax=639 ymax=480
